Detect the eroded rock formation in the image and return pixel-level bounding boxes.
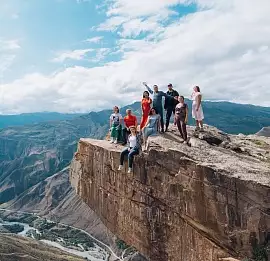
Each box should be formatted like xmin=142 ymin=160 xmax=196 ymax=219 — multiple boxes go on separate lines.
xmin=70 ymin=125 xmax=270 ymax=261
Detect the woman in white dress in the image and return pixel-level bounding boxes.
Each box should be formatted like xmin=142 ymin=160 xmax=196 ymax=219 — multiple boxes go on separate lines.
xmin=191 ymin=86 xmax=204 ymax=131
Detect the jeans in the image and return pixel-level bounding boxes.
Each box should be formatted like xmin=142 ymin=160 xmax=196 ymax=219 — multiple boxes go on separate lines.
xmin=165 ymin=107 xmax=175 ymax=129
xmin=120 ymin=147 xmax=139 ymax=168
xmin=175 ymin=116 xmax=187 ymax=141
xmin=122 ymin=128 xmax=131 ymax=144
xmin=154 ymin=106 xmax=164 ymax=131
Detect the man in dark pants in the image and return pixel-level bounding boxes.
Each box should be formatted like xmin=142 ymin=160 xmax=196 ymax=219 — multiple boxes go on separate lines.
xmin=164 ymin=83 xmax=179 ymax=132
xmin=144 ymin=83 xmax=175 ymax=133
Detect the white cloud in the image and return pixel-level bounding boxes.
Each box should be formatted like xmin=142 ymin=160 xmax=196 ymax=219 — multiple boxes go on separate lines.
xmin=85 ymin=36 xmax=104 ymax=43
xmin=0 ymin=39 xmax=20 ymax=76
xmin=91 ymin=48 xmax=111 ymax=62
xmin=52 ymin=49 xmax=94 ymax=63
xmin=0 ymin=39 xmax=20 ymax=51
xmin=1 ymin=0 xmax=270 ymax=114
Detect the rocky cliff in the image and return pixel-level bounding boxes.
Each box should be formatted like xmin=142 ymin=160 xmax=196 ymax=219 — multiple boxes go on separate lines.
xmin=70 ymin=125 xmax=270 ymax=261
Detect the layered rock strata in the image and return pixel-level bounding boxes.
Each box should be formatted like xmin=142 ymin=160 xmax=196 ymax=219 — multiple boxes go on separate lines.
xmin=70 ymin=125 xmax=270 ymax=261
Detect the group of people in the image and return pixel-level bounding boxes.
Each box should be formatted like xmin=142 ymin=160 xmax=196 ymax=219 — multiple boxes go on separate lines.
xmin=109 ymin=83 xmax=205 ymax=173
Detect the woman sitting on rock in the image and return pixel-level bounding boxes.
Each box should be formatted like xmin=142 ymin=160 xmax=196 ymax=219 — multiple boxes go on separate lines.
xmin=141 ymin=107 xmax=160 ymax=147
xmin=118 ymin=125 xmax=141 ymax=173
xmin=109 ymin=106 xmax=123 ymax=144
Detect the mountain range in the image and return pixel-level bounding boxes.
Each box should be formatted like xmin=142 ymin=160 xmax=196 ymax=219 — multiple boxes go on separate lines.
xmin=0 ymin=100 xmax=270 ymax=258
xmin=0 ymin=112 xmax=82 ymax=129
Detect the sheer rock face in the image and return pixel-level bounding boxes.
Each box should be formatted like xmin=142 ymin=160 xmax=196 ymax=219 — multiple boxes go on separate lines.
xmin=70 ymin=125 xmax=270 ymax=261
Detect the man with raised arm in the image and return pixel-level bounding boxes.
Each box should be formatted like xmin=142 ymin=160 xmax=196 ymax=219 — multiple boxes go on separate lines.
xmin=143 ymin=82 xmax=174 ymax=133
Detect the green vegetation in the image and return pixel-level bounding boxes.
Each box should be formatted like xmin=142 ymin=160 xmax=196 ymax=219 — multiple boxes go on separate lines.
xmin=0 ymin=211 xmax=95 ymax=252
xmin=33 ymin=218 xmax=56 ymax=230
xmin=242 ymin=245 xmax=269 ymax=261
xmin=252 ymin=245 xmax=269 ymax=261
xmin=251 ymin=139 xmax=268 ymax=147
xmin=116 ymin=239 xmax=129 ymax=250
xmin=2 ymin=224 xmax=24 ymax=233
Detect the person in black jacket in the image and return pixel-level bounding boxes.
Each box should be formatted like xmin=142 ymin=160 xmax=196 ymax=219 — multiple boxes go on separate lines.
xmin=164 ymin=83 xmax=179 ymax=132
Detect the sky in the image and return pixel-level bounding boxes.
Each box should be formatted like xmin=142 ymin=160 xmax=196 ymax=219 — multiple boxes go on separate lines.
xmin=0 ymin=0 xmax=270 ymax=114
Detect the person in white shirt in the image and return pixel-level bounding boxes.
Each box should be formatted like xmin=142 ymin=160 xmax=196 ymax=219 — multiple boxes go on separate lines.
xmin=118 ymin=126 xmax=141 ymax=173
xmin=109 ymin=106 xmax=123 ymax=144
xmin=191 ymin=86 xmax=204 ymax=131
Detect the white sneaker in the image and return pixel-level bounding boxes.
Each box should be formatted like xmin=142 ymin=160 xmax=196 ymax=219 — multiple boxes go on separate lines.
xmin=118 ymin=165 xmax=123 ymax=171
xmin=183 ymin=141 xmax=187 ymax=145
xmin=110 ymin=139 xmax=114 ymax=144
xmin=114 ymin=139 xmax=118 ymax=144
xmin=127 ymin=168 xmax=132 ymax=173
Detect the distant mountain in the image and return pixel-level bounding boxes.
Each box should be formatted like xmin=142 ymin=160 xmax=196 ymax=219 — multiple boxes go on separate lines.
xmin=200 ymin=101 xmax=270 ymax=134
xmin=256 ymin=127 xmax=270 ymax=137
xmin=0 ymin=112 xmax=83 ymax=129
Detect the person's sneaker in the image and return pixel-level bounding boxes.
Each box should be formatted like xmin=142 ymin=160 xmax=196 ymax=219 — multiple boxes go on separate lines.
xmin=118 ymin=165 xmax=123 ymax=171
xmin=110 ymin=139 xmax=114 ymax=144
xmin=161 ymin=129 xmax=164 ymax=133
xmin=195 ymin=127 xmax=200 ymax=131
xmin=165 ymin=127 xmax=168 ymax=132
xmin=127 ymin=168 xmax=132 ymax=173
xmin=183 ymin=141 xmax=188 ymax=145
xmin=114 ymin=139 xmax=118 ymax=144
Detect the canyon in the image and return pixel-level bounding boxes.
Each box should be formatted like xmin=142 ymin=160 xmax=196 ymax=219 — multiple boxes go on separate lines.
xmin=70 ymin=125 xmax=270 ymax=261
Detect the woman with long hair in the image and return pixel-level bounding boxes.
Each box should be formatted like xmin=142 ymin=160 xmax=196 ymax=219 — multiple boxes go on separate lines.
xmin=141 ymin=107 xmax=160 ymax=146
xmin=191 ymin=86 xmax=204 ymax=131
xmin=174 ymin=96 xmax=188 ymax=143
xmin=118 ymin=125 xmax=141 ymax=173
xmin=109 ymin=106 xmax=123 ymax=143
xmin=140 ymin=91 xmax=152 ymax=130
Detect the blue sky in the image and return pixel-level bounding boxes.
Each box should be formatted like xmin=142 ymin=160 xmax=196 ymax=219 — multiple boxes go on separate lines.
xmin=0 ymin=0 xmax=196 ymax=82
xmin=0 ymin=0 xmax=270 ymax=113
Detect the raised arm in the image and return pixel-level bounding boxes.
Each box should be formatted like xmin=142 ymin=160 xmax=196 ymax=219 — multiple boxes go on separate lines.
xmin=143 ymin=82 xmax=153 ymax=94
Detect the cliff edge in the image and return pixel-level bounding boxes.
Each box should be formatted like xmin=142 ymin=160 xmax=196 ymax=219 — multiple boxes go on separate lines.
xmin=70 ymin=125 xmax=270 ymax=261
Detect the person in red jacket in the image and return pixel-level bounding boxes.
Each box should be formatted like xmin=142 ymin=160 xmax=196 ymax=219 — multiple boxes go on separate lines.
xmin=140 ymin=91 xmax=152 ymax=130
xmin=123 ymin=109 xmax=138 ymax=145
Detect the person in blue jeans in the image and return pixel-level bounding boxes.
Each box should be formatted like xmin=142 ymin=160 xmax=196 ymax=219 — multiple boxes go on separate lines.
xmin=143 ymin=82 xmax=174 ymax=133
xmin=118 ymin=125 xmax=141 ymax=173
xmin=141 ymin=107 xmax=160 ymax=147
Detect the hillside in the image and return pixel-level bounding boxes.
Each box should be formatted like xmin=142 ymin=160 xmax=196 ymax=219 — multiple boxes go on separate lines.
xmin=0 ymin=112 xmax=82 ymax=129
xmin=0 ymin=233 xmax=85 ymax=261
